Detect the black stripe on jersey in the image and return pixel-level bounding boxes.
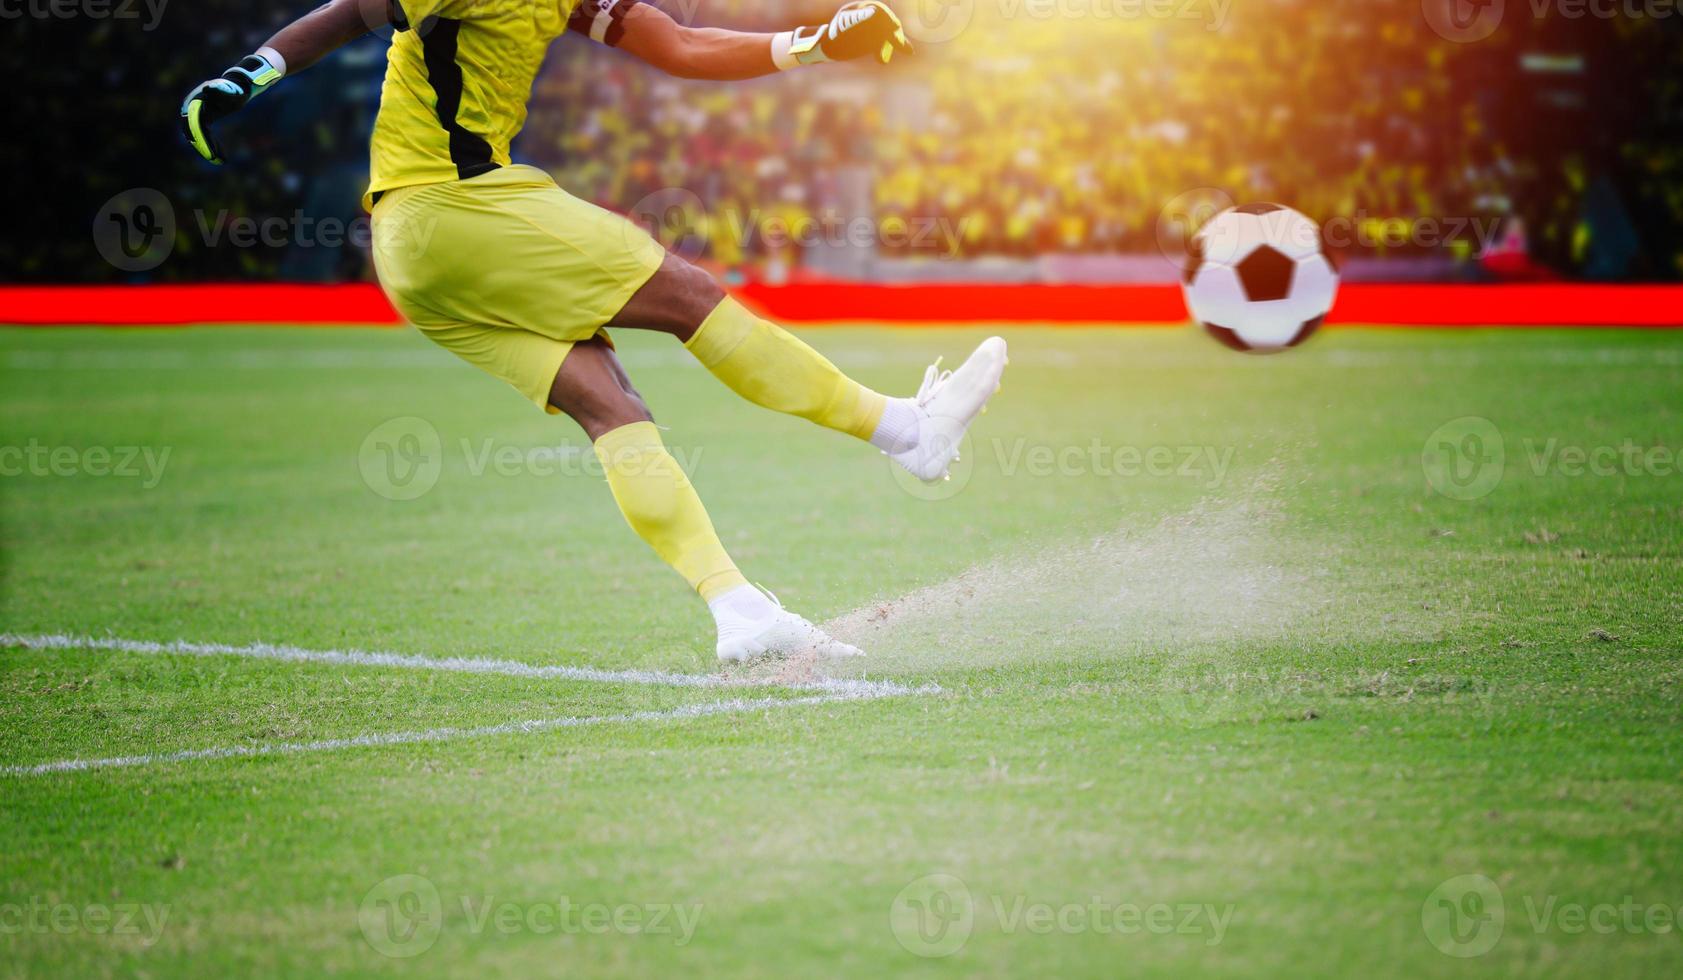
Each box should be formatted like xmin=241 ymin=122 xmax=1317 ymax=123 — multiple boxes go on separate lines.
xmin=420 ymin=18 xmax=499 ymax=181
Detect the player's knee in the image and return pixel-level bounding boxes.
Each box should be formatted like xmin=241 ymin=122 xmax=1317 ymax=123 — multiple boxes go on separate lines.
xmin=660 ymin=258 xmax=726 ymax=331
xmin=575 ymin=394 xmax=651 ymax=443
xmin=552 ymin=368 xmax=652 ymax=442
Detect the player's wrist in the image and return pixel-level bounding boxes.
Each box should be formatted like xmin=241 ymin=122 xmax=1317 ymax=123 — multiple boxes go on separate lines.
xmin=223 ymin=48 xmax=288 ymax=100
xmin=770 ymin=27 xmax=829 ymax=71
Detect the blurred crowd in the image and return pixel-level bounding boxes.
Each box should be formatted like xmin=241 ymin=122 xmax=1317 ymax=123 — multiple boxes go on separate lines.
xmin=14 ymin=0 xmax=1682 ymax=281
xmin=526 ymin=0 xmax=1681 ymax=277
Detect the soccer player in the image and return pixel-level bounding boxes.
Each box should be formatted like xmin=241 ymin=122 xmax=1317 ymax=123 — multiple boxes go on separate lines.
xmin=181 ymin=0 xmax=1007 ymax=662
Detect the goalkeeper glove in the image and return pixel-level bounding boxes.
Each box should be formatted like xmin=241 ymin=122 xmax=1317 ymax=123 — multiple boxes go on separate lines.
xmin=772 ymin=1 xmax=912 ymax=70
xmin=179 ymin=51 xmax=286 ymax=165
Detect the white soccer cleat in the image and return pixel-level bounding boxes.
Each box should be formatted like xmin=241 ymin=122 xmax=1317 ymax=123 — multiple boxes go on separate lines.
xmin=888 ymin=336 xmax=1009 ymax=483
xmin=714 ymin=590 xmax=864 ymax=664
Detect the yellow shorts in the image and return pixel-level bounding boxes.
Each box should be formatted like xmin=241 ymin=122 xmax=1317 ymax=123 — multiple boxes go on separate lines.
xmin=370 ymin=165 xmax=667 ymax=413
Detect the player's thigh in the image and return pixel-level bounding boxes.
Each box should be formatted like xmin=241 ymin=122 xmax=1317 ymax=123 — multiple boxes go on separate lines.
xmin=483 ymin=181 xmax=669 ymax=337
xmin=373 ymin=168 xmax=667 ymax=344
xmin=607 ymin=252 xmax=726 ymax=340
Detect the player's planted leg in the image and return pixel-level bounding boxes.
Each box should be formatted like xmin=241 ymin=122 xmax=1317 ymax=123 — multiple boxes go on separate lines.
xmin=609 ymin=254 xmax=1009 ymax=483
xmin=549 ymin=339 xmax=860 ymax=663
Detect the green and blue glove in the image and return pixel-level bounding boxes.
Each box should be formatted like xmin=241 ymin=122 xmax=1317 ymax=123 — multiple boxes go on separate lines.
xmin=179 ymin=52 xmax=286 ymax=164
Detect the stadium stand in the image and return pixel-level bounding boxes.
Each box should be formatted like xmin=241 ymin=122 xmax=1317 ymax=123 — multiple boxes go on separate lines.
xmin=11 ymin=0 xmax=1681 ymax=283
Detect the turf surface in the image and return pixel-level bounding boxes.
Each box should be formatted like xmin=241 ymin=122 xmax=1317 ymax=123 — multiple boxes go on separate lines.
xmin=2 ymin=324 xmax=1681 ymax=977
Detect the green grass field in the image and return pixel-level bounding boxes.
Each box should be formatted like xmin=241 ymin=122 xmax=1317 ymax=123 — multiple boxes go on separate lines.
xmin=2 ymin=324 xmax=1681 ymax=978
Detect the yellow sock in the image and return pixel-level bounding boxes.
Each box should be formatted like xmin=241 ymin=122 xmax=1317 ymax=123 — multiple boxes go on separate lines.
xmin=685 ymin=297 xmax=887 ymax=441
xmin=593 ymin=421 xmax=747 ymax=602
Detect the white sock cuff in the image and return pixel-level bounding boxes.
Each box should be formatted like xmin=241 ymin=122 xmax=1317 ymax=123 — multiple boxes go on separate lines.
xmin=869 ymin=397 xmax=922 ymax=454
xmin=709 ymin=583 xmax=778 ymax=622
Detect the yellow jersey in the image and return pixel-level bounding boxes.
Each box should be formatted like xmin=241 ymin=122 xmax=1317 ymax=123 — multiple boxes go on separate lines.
xmin=365 ymin=0 xmax=641 ymax=208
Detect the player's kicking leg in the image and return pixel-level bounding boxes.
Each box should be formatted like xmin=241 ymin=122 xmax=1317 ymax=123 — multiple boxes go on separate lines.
xmin=608 ymin=254 xmax=1009 ymax=483
xmin=547 ymin=336 xmax=861 ymax=664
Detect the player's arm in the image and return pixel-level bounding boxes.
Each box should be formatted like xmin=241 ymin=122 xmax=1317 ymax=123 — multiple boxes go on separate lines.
xmin=180 ymin=0 xmax=388 ymax=164
xmin=606 ymin=0 xmax=911 ymax=81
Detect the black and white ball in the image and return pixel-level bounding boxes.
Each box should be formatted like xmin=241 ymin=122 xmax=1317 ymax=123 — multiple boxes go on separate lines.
xmin=1182 ymin=204 xmax=1340 ymax=354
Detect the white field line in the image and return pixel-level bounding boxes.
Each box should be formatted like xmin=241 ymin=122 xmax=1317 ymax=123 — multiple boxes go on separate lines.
xmin=1 ymin=695 xmax=842 ymax=776
xmin=0 ymin=633 xmax=932 ymax=699
xmin=0 ymin=632 xmax=936 ymax=776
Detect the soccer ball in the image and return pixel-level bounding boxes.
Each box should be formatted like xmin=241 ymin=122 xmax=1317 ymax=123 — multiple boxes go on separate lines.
xmin=1182 ymin=204 xmax=1340 ymax=353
